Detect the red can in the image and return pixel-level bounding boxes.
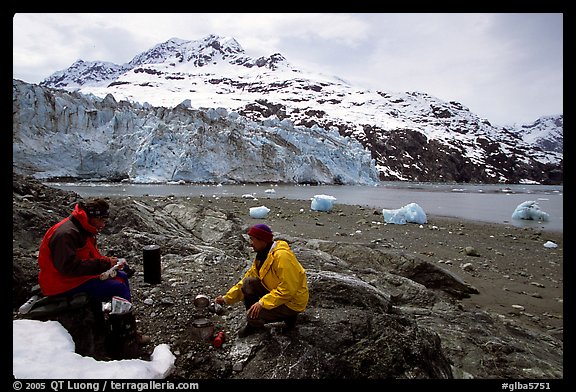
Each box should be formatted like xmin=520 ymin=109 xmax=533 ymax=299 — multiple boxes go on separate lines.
xmin=213 ymin=331 xmax=225 ymax=348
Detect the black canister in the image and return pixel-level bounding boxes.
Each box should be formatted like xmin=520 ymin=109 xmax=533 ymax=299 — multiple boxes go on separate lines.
xmin=143 ymin=245 xmax=161 ymax=284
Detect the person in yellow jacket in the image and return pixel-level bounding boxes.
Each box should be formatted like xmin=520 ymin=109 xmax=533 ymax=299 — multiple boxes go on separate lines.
xmin=215 ymin=224 xmax=309 ymax=337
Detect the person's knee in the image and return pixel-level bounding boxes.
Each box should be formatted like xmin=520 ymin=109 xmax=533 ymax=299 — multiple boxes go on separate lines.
xmin=108 ymin=281 xmax=131 ymax=302
xmin=241 ymin=277 xmax=261 ymax=297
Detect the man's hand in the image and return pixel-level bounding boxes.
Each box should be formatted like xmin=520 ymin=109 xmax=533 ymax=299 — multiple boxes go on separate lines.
xmin=116 ymin=258 xmax=127 ymax=268
xmin=100 ymin=268 xmax=117 ymax=280
xmin=247 ymin=302 xmax=262 ymax=319
xmin=109 ymin=257 xmax=127 ymax=269
xmin=215 ymin=296 xmax=226 ymax=305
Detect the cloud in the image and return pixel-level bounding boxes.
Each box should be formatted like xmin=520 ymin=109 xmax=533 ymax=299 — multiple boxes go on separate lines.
xmin=12 ymin=12 xmax=563 ymax=126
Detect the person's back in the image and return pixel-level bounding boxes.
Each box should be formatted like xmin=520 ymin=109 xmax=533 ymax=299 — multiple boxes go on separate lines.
xmin=257 ymin=239 xmax=308 ymax=313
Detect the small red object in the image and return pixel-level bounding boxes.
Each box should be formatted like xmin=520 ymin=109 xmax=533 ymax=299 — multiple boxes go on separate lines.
xmin=213 ymin=331 xmax=225 ymax=348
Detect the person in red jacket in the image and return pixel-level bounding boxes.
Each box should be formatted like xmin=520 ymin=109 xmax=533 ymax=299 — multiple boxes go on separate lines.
xmin=38 ymin=198 xmax=132 ymax=302
xmin=37 ymin=198 xmax=151 ymax=352
xmin=215 ymin=224 xmax=309 ymax=337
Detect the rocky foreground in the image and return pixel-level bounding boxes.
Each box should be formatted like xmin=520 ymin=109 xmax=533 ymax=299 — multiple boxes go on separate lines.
xmin=12 ymin=173 xmax=563 ymax=380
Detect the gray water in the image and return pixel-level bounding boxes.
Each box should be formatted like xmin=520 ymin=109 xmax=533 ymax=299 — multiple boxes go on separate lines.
xmin=48 ymin=181 xmax=563 ymax=233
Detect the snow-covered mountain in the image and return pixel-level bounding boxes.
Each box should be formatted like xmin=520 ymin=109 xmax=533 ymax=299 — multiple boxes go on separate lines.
xmin=503 ymin=115 xmax=563 ymax=154
xmin=17 ymin=34 xmax=562 ymax=184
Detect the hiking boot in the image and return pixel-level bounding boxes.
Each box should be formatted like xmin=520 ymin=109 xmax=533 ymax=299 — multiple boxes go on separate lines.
xmin=136 ymin=333 xmax=151 ymax=345
xmin=238 ymin=324 xmax=259 ymax=338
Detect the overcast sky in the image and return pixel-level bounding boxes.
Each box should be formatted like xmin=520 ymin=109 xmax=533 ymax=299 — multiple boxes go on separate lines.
xmin=13 ymin=13 xmax=563 ymax=126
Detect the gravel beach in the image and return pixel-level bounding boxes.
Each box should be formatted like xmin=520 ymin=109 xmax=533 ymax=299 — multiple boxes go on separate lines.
xmin=204 ymin=194 xmax=564 ymax=333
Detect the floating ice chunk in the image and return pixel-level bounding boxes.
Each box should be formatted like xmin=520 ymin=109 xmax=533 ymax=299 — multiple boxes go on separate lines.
xmin=512 ymin=201 xmax=549 ymax=221
xmin=242 ymin=193 xmax=257 ymax=199
xmin=264 ymin=189 xmax=276 ymax=194
xmin=543 ymin=241 xmax=558 ymax=248
xmin=250 ymin=206 xmax=270 ymax=219
xmin=311 ymin=194 xmax=337 ymax=212
xmin=382 ymin=202 xmax=427 ymax=225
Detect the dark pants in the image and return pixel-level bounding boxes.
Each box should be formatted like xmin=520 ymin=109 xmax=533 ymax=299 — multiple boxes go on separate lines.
xmin=241 ymin=277 xmax=299 ymax=327
xmin=65 ymin=271 xmax=132 ymax=302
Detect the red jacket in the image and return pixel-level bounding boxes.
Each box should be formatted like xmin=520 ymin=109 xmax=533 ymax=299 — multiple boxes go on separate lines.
xmin=38 ymin=204 xmax=113 ymax=296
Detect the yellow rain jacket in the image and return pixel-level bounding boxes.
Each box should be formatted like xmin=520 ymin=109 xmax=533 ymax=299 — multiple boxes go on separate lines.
xmin=223 ymin=240 xmax=309 ymax=312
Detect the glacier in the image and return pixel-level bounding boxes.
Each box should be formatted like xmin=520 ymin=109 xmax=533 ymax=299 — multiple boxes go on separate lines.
xmin=13 ymin=80 xmax=379 ymax=185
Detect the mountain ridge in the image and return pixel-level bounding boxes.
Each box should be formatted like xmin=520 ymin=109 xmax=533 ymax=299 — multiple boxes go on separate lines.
xmin=33 ymin=34 xmax=563 ymax=184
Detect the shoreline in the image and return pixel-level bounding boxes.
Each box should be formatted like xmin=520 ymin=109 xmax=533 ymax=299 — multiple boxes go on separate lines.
xmin=47 ymin=181 xmax=564 ymax=233
xmin=193 ymin=192 xmax=564 ymax=234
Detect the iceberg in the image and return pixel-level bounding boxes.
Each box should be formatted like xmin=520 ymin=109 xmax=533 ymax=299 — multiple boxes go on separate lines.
xmin=249 ymin=206 xmax=270 ymax=219
xmin=311 ymin=194 xmax=337 ymax=212
xmin=512 ymin=201 xmax=550 ymax=222
xmin=382 ymin=202 xmax=427 ymax=225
